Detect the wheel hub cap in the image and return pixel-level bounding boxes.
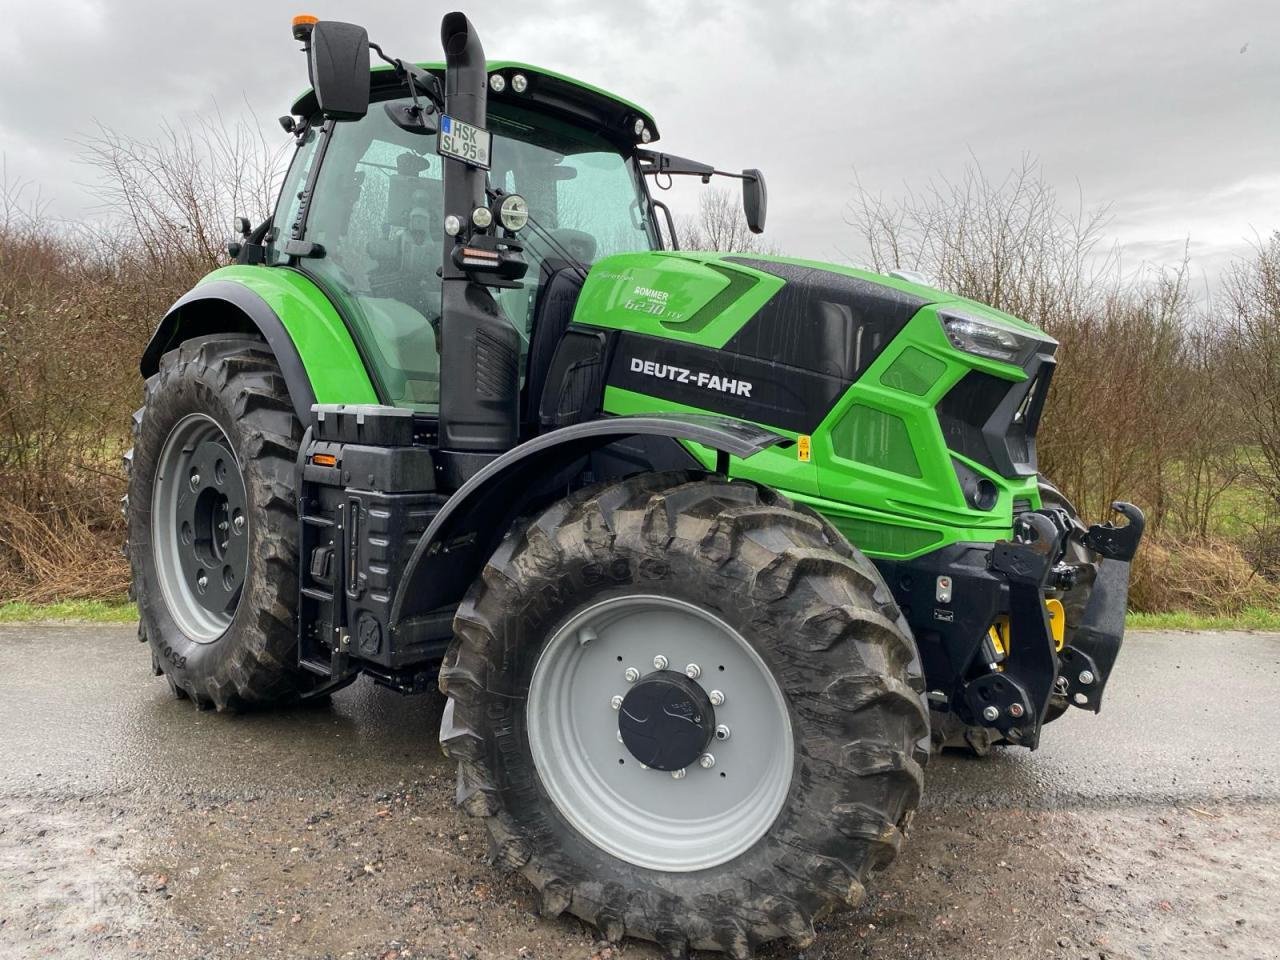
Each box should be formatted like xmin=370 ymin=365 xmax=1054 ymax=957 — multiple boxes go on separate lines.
xmin=618 ymin=671 xmax=715 ymax=771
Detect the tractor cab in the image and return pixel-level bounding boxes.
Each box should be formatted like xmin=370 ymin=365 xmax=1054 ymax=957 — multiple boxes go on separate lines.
xmin=275 ymin=61 xmax=664 ymax=419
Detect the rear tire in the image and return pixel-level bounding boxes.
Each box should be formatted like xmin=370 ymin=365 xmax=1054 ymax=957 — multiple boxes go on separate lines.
xmin=126 ymin=335 xmax=316 ymax=710
xmin=439 ymin=472 xmax=928 ymax=957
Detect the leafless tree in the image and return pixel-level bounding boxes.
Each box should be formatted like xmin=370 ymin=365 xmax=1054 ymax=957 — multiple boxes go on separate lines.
xmin=678 ymin=186 xmax=775 ymax=254
xmin=77 ymin=104 xmax=288 ymax=276
xmin=1221 ymin=232 xmax=1280 ymax=571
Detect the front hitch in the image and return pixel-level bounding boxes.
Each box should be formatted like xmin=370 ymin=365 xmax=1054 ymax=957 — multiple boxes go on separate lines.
xmin=967 ymin=502 xmax=1145 ymax=749
xmin=1061 ymin=501 xmax=1145 ymax=712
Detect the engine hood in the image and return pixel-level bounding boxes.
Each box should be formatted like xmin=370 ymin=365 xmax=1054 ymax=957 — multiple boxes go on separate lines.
xmin=573 ymin=251 xmax=1044 ymax=347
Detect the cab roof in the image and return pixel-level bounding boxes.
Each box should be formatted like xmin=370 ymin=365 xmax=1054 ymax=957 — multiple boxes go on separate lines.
xmin=290 ymin=60 xmax=659 ymax=148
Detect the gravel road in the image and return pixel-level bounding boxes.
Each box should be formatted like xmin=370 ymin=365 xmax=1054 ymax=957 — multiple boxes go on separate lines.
xmin=1 ymin=625 xmax=1276 ymax=960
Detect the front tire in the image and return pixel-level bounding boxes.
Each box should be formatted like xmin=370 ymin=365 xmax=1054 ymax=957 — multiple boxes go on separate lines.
xmin=439 ymin=472 xmax=928 ymax=957
xmin=126 ymin=335 xmax=315 ymax=710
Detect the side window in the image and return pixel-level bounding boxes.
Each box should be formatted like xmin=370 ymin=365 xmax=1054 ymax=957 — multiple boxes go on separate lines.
xmin=268 ymin=126 xmax=319 ymax=266
xmin=301 ymin=101 xmax=446 ymax=411
xmin=555 ymin=152 xmax=650 ymax=260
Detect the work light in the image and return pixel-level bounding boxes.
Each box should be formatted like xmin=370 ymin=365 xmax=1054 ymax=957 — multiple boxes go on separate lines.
xmin=498 ymin=194 xmax=529 ymax=232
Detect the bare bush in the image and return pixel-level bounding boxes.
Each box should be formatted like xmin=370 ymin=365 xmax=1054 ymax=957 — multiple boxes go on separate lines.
xmin=0 ymin=110 xmax=287 ymax=601
xmin=847 ymin=158 xmax=1278 ymax=608
xmin=77 ymin=107 xmax=284 ymax=276
xmin=1221 ymin=235 xmax=1280 ymax=502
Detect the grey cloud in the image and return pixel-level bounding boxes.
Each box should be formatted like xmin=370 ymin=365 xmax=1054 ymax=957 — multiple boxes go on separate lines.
xmin=0 ymin=0 xmax=1275 ymax=288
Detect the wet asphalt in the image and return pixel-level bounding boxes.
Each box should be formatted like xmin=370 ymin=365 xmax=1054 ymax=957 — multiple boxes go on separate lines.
xmin=3 ymin=626 xmax=1275 ymax=806
xmin=2 ymin=626 xmax=1278 ymax=960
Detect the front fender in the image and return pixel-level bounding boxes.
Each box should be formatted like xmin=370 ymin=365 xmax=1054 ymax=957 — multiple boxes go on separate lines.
xmin=141 ymin=266 xmax=378 ymax=423
xmin=389 ymin=414 xmax=790 ymax=629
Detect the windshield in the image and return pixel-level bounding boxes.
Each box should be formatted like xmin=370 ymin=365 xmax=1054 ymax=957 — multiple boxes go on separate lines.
xmin=487 ymin=103 xmax=659 ymax=344
xmin=288 ymin=97 xmax=657 ymax=412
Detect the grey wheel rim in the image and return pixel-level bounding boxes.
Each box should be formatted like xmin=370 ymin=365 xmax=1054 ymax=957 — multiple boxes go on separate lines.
xmin=526 ymin=594 xmax=794 ymax=872
xmin=151 ymin=413 xmax=248 ymax=643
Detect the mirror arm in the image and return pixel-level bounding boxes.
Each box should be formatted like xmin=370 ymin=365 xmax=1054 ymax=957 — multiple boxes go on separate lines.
xmin=369 ymin=41 xmax=446 ymax=113
xmin=637 ymin=148 xmax=757 ymax=186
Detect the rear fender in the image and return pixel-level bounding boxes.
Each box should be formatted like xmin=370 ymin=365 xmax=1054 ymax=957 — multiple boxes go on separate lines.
xmin=141 ymin=267 xmax=377 ymax=424
xmin=389 ymin=414 xmax=790 ymax=630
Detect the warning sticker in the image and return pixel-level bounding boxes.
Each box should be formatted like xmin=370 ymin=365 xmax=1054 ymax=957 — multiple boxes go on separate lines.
xmin=797 ymin=435 xmax=811 ymax=462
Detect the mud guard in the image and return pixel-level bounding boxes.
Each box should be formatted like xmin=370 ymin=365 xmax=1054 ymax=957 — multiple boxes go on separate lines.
xmin=388 ymin=414 xmax=790 ymax=634
xmin=141 ymin=280 xmax=317 ymax=424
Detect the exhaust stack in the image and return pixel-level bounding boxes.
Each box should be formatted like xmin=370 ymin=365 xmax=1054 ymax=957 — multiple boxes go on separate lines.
xmin=436 ymin=12 xmax=521 ymax=475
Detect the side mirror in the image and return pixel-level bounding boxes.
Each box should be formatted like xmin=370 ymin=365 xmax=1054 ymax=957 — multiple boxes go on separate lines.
xmin=309 ymin=21 xmax=371 ymax=122
xmin=742 ymin=169 xmax=767 ymax=234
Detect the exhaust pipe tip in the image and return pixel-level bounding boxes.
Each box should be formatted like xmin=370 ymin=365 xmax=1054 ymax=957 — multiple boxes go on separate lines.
xmin=441 ymin=11 xmax=480 ymax=62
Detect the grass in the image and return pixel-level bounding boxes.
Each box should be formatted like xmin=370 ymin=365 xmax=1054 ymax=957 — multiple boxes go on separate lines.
xmin=0 ymin=599 xmax=1277 ymax=632
xmin=0 ymin=598 xmax=137 ymax=623
xmin=1125 ymin=607 xmax=1280 ymax=631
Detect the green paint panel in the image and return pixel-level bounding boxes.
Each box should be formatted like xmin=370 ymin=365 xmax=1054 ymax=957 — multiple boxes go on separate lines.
xmin=830 ymin=404 xmax=922 ymax=478
xmin=574 ymin=253 xmax=783 ymax=347
xmin=828 ymin=517 xmax=944 ymax=555
xmin=196 ymin=265 xmax=378 ymax=405
xmin=881 ymin=346 xmax=947 ymax=396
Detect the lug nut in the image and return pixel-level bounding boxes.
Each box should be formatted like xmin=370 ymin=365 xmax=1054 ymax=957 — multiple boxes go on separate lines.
xmin=624 ymin=667 xmax=640 ymax=683
xmin=685 ymin=663 xmax=701 ymax=680
xmin=653 ymin=654 xmax=669 ymax=671
xmin=1008 ymin=702 xmax=1025 ymax=718
xmin=196 ymin=571 xmax=208 ymax=592
xmin=232 ymin=514 xmax=245 ymax=534
xmin=699 ymin=753 xmax=716 ymax=769
xmin=982 ymin=705 xmax=1000 ymax=722
xmin=1078 ymin=670 xmax=1095 ymax=686
xmin=189 ymin=473 xmax=201 ymax=489
xmin=715 ymin=724 xmax=731 ymax=741
xmin=610 ymin=695 xmax=623 ymax=710
xmin=671 ymin=768 xmax=686 ymax=780
xmin=709 ymin=690 xmax=725 ymax=706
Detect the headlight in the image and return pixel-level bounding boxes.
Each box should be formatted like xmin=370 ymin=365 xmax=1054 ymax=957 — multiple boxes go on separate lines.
xmin=498 ymin=194 xmax=529 ymax=232
xmin=940 ymin=310 xmax=1055 ymax=366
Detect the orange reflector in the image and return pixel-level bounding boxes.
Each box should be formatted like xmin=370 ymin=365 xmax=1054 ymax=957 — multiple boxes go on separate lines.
xmin=311 ymin=452 xmax=337 ymax=467
xmin=292 ymin=13 xmax=319 ymax=27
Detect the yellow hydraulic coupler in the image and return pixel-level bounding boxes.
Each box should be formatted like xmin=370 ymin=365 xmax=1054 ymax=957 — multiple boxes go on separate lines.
xmin=986 ymin=598 xmax=1065 ymax=661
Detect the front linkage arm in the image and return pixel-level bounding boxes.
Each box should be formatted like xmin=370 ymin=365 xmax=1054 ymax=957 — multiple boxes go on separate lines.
xmin=969 ymin=502 xmax=1145 ymax=749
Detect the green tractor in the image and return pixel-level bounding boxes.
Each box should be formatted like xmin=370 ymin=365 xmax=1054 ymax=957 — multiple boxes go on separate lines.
xmin=126 ymin=12 xmax=1144 ymax=957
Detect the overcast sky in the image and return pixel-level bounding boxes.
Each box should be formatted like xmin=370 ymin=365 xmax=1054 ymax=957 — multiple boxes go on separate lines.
xmin=1 ymin=0 xmax=1276 ymax=289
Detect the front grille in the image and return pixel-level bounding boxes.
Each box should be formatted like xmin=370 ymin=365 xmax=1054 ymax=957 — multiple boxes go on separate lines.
xmin=936 ymin=358 xmax=1054 ymax=478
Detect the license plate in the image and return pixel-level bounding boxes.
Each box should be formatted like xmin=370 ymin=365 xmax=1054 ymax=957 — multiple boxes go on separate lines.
xmin=437 ymin=115 xmax=491 ymax=169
